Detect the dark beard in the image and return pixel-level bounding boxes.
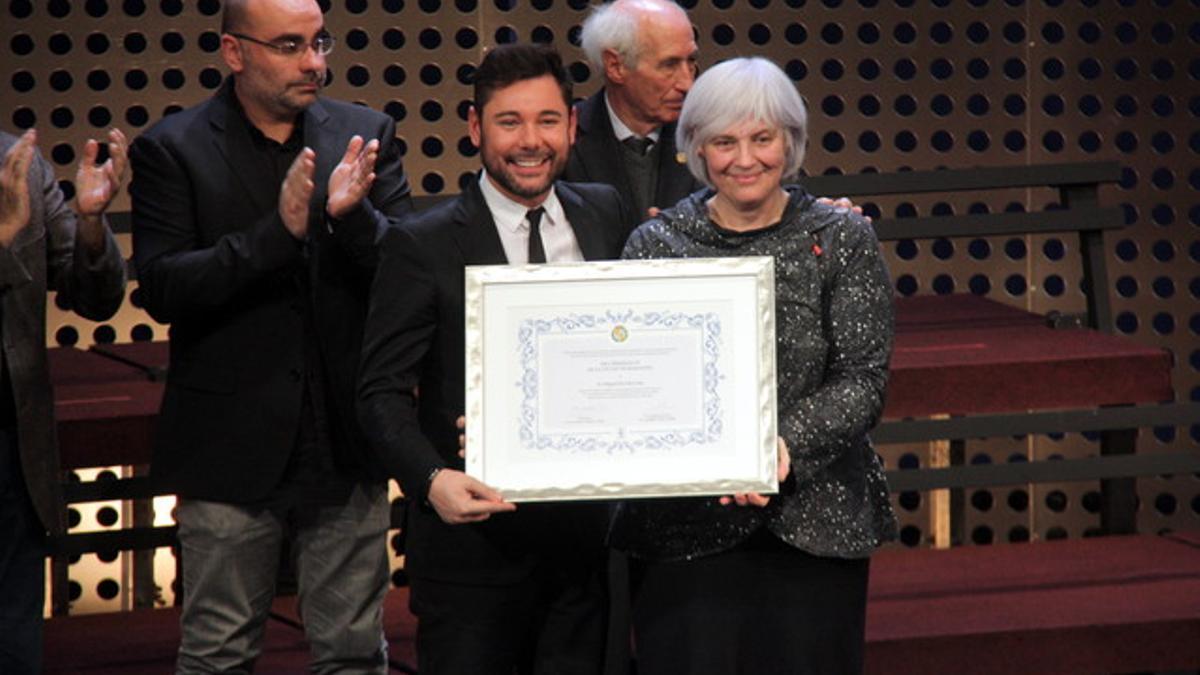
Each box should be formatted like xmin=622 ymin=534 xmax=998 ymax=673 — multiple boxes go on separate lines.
xmin=478 ymin=130 xmax=565 ymax=201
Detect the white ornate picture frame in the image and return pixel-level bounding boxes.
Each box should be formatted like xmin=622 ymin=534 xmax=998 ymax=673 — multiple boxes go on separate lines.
xmin=464 ymin=256 xmax=778 ymax=502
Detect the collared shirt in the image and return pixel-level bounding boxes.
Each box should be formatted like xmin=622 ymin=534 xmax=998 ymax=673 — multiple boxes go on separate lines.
xmin=478 ymin=171 xmax=584 ymax=264
xmin=604 ymin=91 xmax=661 ymax=145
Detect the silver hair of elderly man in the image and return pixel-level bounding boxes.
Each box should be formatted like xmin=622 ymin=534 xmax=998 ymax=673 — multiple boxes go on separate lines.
xmin=579 ymin=0 xmax=691 ymax=70
xmin=675 ymin=56 xmax=809 ymax=187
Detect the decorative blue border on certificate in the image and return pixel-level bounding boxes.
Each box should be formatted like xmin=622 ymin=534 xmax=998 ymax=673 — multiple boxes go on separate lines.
xmin=516 ymin=309 xmax=723 ymax=453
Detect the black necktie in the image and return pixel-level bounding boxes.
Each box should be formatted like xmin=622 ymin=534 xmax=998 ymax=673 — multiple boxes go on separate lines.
xmin=622 ymin=135 xmax=654 ymax=156
xmin=526 ymin=207 xmax=546 ymax=264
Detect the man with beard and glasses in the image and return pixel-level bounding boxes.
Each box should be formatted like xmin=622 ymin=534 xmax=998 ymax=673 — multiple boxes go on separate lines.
xmin=358 ymin=44 xmax=635 ymax=675
xmin=129 ymin=0 xmax=412 ymax=671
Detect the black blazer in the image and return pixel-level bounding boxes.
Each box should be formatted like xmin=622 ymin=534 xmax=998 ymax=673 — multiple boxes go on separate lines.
xmin=563 ymin=89 xmax=702 ymax=219
xmin=130 ymin=80 xmax=413 ymax=502
xmin=358 ymin=178 xmax=634 ymax=584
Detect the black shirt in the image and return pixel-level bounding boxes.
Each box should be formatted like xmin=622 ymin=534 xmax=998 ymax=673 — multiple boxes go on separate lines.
xmin=230 ymin=92 xmax=347 ymax=505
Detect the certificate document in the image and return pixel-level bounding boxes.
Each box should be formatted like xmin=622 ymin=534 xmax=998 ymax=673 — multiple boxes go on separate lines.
xmin=464 ymin=257 xmax=777 ymax=501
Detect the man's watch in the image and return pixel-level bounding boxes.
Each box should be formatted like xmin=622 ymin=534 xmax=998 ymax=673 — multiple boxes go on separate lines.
xmin=423 ymin=467 xmax=444 ymax=507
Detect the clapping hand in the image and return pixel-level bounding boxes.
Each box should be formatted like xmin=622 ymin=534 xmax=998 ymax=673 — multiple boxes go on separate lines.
xmin=75 ymin=128 xmax=129 ymax=253
xmin=0 ymin=129 xmax=36 ymax=248
xmin=327 ymin=135 xmax=379 ymax=219
xmin=75 ymin=128 xmax=128 ymax=222
xmin=279 ymin=148 xmax=316 ymax=239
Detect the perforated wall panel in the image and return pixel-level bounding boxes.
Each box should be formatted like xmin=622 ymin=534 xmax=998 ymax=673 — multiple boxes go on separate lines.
xmin=6 ymin=0 xmax=1197 ymax=613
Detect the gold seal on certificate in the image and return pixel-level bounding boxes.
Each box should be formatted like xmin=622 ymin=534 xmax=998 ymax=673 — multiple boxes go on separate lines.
xmin=464 ymin=257 xmax=778 ymax=502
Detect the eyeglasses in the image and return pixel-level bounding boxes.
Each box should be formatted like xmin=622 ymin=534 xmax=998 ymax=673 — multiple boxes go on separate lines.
xmin=229 ymin=31 xmax=336 ymax=57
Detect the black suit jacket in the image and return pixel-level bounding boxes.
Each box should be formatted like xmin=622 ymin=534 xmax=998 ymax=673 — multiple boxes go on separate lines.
xmin=130 ymin=79 xmax=412 ymax=502
xmin=358 ymin=178 xmax=633 ymax=584
xmin=563 ymin=89 xmax=702 ymax=220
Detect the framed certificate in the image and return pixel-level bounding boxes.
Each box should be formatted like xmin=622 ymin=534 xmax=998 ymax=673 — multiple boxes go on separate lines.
xmin=464 ymin=257 xmax=777 ymax=502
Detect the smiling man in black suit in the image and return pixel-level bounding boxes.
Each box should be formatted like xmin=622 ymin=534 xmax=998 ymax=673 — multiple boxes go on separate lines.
xmin=129 ymin=0 xmax=412 ymax=671
xmin=358 ymin=43 xmax=634 ymax=675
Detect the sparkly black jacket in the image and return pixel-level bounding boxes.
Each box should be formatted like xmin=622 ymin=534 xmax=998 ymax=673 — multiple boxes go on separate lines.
xmin=610 ymin=186 xmax=898 ymax=561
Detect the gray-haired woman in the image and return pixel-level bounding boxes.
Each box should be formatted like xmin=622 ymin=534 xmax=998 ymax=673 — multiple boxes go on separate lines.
xmin=611 ymin=56 xmax=897 ymax=674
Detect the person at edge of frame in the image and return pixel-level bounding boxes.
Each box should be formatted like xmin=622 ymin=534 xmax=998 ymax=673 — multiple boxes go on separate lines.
xmin=0 ymin=126 xmax=128 ymax=675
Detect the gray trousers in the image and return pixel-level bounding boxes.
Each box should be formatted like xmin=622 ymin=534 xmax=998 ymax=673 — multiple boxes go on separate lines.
xmin=174 ymin=482 xmax=391 ymax=675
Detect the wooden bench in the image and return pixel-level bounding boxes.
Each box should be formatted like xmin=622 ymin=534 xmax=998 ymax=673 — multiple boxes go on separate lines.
xmin=45 ymin=533 xmax=1200 ymax=673
xmin=865 ymin=531 xmax=1200 ymax=674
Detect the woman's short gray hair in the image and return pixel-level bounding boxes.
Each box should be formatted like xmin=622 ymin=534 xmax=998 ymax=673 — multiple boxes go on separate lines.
xmin=676 ymin=57 xmax=808 ymax=187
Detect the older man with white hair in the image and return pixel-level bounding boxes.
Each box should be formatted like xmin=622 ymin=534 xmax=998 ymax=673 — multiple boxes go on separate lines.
xmin=566 ymin=0 xmax=703 ymax=221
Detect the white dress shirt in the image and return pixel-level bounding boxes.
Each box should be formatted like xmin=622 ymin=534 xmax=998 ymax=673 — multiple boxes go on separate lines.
xmin=604 ymin=91 xmax=661 ymax=145
xmin=479 ymin=171 xmax=585 ymax=264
